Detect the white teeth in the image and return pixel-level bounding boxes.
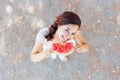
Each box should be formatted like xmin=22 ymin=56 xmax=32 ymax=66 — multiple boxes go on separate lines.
xmin=62 ymin=35 xmax=65 ymax=42
xmin=62 ymin=35 xmax=64 ymax=41
xmin=61 ymin=35 xmax=69 ymax=42
xmin=64 ymin=36 xmax=66 ymax=41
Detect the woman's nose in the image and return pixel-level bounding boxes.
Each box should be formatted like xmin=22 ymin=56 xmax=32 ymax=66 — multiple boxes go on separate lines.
xmin=68 ymin=34 xmax=75 ymax=39
xmin=66 ymin=34 xmax=72 ymax=39
xmin=65 ymin=32 xmax=74 ymax=39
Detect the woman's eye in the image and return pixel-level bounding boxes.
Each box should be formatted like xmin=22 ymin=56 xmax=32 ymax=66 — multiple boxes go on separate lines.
xmin=71 ymin=33 xmax=75 ymax=35
xmin=66 ymin=29 xmax=69 ymax=31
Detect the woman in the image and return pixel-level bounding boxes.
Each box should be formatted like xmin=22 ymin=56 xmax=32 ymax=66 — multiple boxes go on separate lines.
xmin=31 ymin=11 xmax=89 ymax=62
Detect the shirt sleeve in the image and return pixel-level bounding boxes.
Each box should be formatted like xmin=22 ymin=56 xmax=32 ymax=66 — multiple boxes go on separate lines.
xmin=35 ymin=28 xmax=48 ymax=44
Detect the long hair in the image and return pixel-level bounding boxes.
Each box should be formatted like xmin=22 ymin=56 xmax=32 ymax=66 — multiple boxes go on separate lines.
xmin=45 ymin=11 xmax=81 ymax=41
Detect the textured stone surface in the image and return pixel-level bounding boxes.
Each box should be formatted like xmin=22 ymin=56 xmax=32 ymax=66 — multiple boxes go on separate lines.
xmin=0 ymin=0 xmax=120 ymax=80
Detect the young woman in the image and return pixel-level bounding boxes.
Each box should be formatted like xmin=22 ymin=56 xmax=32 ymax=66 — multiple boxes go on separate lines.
xmin=31 ymin=11 xmax=89 ymax=62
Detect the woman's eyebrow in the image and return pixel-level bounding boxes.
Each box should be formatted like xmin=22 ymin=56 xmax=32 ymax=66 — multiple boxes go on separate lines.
xmin=67 ymin=27 xmax=70 ymax=31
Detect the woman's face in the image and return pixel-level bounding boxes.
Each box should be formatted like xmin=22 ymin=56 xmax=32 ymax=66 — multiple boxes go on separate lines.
xmin=56 ymin=24 xmax=79 ymax=43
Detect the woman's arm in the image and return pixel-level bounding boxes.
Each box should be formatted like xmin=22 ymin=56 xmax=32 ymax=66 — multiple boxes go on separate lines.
xmin=31 ymin=41 xmax=52 ymax=62
xmin=74 ymin=30 xmax=89 ymax=53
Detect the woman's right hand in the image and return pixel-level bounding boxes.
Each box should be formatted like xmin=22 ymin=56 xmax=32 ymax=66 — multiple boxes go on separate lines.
xmin=40 ymin=51 xmax=52 ymax=58
xmin=31 ymin=48 xmax=53 ymax=62
xmin=42 ymin=49 xmax=53 ymax=58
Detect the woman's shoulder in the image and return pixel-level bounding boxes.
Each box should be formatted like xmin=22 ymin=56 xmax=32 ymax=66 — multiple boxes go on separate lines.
xmin=36 ymin=27 xmax=49 ymax=43
xmin=38 ymin=27 xmax=49 ymax=35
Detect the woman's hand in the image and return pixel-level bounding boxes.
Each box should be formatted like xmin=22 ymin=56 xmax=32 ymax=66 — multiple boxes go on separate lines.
xmin=31 ymin=49 xmax=53 ymax=62
xmin=74 ymin=30 xmax=89 ymax=53
xmin=43 ymin=49 xmax=53 ymax=57
xmin=74 ymin=44 xmax=84 ymax=53
xmin=75 ymin=46 xmax=85 ymax=53
xmin=74 ymin=43 xmax=88 ymax=53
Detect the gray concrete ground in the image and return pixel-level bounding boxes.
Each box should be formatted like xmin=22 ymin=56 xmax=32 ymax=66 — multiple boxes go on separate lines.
xmin=0 ymin=0 xmax=120 ymax=80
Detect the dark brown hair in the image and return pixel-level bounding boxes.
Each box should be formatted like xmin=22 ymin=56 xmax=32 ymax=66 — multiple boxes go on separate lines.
xmin=45 ymin=11 xmax=81 ymax=41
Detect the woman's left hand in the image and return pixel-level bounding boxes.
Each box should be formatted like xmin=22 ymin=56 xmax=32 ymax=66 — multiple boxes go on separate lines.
xmin=74 ymin=44 xmax=85 ymax=53
xmin=74 ymin=43 xmax=89 ymax=53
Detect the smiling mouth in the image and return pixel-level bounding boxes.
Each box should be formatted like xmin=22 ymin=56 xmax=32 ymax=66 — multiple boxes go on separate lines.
xmin=61 ymin=35 xmax=69 ymax=43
